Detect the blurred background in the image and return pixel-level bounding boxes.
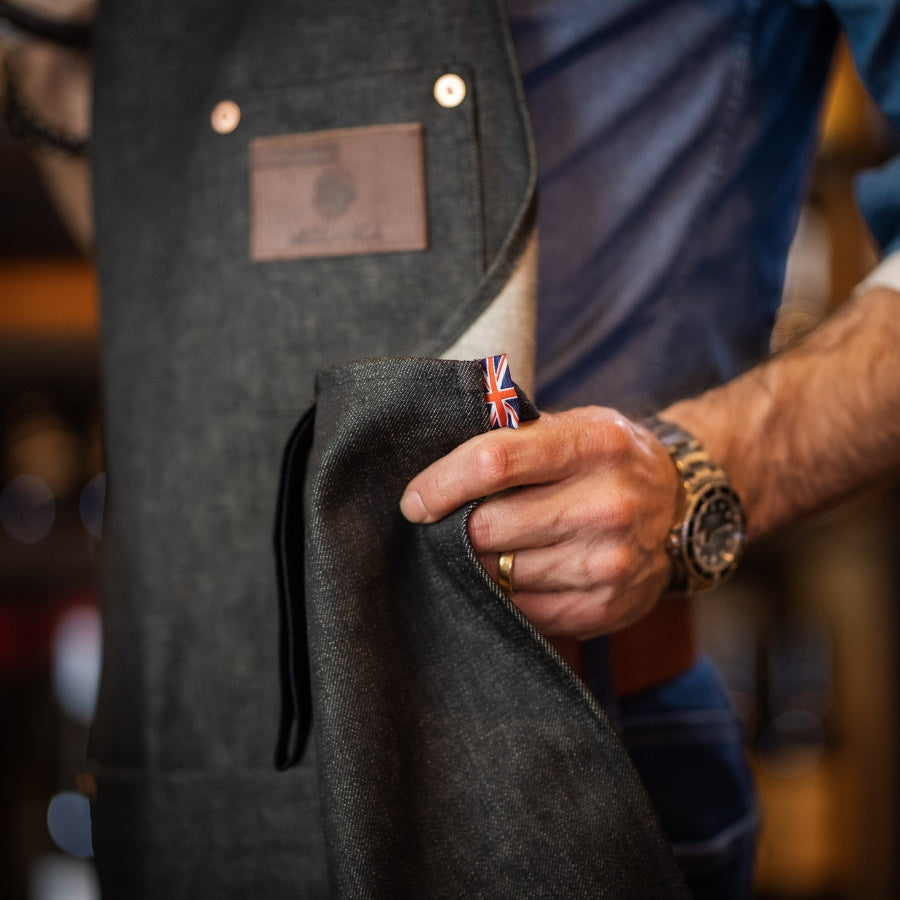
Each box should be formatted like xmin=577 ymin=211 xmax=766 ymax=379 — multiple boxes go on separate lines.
xmin=2 ymin=3 xmax=99 ymax=895
xmin=1 ymin=18 xmax=899 ymax=900
xmin=700 ymin=39 xmax=900 ymax=900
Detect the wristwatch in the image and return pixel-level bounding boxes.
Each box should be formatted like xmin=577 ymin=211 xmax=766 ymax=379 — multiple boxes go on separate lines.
xmin=642 ymin=416 xmax=746 ymax=594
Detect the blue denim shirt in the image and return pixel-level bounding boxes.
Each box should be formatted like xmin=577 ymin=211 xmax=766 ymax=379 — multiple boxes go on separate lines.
xmin=508 ymin=6 xmax=900 ymax=894
xmin=508 ymin=0 xmax=900 ymax=414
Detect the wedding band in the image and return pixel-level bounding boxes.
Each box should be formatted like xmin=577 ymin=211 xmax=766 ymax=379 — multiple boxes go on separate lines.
xmin=497 ymin=551 xmax=516 ymax=595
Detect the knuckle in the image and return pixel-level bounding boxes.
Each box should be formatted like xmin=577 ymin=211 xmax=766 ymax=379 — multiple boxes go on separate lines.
xmin=429 ymin=470 xmax=462 ymax=510
xmin=471 ymin=439 xmax=512 ymax=485
xmin=568 ymin=417 xmax=600 ymax=465
xmin=569 ymin=408 xmax=634 ymax=466
xmin=604 ymin=489 xmax=637 ymax=531
xmin=601 ymin=545 xmax=634 ymax=585
xmin=466 ymin=505 xmax=497 ymax=550
xmin=599 ymin=414 xmax=633 ymax=458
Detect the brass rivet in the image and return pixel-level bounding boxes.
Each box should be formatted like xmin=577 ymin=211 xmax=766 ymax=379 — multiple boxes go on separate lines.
xmin=211 ymin=100 xmax=241 ymax=134
xmin=433 ymin=73 xmax=466 ymax=109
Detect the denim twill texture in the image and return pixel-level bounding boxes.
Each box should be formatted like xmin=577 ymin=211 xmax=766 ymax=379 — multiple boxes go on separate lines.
xmin=275 ymin=357 xmax=691 ymax=897
xmin=88 ymin=1 xmax=539 ymax=893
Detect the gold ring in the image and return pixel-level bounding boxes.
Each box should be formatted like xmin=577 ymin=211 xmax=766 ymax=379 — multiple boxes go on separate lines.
xmin=497 ymin=551 xmax=516 ymax=595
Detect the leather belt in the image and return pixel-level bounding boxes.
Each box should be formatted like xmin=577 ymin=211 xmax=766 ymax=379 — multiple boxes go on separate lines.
xmin=551 ymin=596 xmax=696 ymax=698
xmin=608 ymin=596 xmax=696 ymax=696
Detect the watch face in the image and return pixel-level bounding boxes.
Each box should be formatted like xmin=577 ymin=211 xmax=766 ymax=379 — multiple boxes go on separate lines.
xmin=685 ymin=484 xmax=745 ymax=579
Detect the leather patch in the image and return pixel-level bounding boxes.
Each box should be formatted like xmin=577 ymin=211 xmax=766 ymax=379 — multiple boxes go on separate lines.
xmin=250 ymin=122 xmax=428 ymax=261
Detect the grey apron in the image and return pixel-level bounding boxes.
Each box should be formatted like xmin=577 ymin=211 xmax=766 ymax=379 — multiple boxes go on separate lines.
xmin=88 ymin=0 xmax=687 ymax=894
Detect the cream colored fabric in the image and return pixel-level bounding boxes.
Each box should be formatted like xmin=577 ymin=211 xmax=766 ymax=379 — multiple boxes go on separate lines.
xmin=853 ymin=249 xmax=900 ymax=297
xmin=440 ymin=229 xmax=538 ymax=397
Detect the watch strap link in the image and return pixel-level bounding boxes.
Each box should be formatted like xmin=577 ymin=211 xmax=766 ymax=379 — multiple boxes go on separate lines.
xmin=642 ymin=416 xmax=729 ymax=490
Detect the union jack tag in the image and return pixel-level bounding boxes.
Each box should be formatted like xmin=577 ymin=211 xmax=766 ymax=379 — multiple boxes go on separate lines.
xmin=480 ymin=354 xmax=520 ymax=429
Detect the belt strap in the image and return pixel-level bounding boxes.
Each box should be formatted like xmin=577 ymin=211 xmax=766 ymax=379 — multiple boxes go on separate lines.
xmin=609 ymin=597 xmax=696 ymax=697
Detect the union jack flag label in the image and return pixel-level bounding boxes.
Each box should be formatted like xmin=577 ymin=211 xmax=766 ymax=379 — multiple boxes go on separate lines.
xmin=480 ymin=354 xmax=520 ymax=429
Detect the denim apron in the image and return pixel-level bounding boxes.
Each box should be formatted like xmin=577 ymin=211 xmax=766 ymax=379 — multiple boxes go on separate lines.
xmin=88 ymin=0 xmax=688 ymax=894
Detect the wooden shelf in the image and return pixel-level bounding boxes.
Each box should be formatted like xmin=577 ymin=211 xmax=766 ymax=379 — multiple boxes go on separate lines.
xmin=0 ymin=258 xmax=97 ymax=338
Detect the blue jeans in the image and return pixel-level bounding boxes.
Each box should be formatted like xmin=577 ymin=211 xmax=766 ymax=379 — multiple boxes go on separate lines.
xmin=615 ymin=656 xmax=759 ymax=900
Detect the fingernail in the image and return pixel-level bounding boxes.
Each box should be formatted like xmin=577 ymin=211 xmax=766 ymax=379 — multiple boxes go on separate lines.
xmin=400 ymin=490 xmax=427 ymax=522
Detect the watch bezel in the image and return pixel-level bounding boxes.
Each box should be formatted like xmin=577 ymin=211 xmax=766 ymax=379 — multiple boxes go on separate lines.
xmin=679 ymin=481 xmax=745 ymax=588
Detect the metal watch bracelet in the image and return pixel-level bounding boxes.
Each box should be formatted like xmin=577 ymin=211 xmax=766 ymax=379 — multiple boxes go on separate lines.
xmin=642 ymin=415 xmax=746 ymax=594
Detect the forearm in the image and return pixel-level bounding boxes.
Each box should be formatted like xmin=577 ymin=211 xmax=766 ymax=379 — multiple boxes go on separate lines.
xmin=663 ymin=286 xmax=900 ymax=542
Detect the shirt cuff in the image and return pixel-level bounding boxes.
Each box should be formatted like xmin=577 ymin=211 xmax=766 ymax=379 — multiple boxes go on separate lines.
xmin=853 ymin=250 xmax=900 ymax=297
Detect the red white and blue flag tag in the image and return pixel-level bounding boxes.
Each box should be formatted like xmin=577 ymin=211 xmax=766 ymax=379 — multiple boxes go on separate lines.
xmin=480 ymin=354 xmax=520 ymax=429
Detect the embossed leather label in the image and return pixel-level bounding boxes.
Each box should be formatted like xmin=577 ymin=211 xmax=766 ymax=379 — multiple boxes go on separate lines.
xmin=250 ymin=122 xmax=427 ymax=261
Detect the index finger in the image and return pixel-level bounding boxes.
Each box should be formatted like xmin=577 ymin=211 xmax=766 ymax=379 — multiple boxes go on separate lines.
xmin=400 ymin=417 xmax=555 ymax=523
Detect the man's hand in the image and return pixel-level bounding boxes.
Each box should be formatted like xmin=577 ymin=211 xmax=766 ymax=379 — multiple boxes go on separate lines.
xmin=400 ymin=407 xmax=681 ymax=639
